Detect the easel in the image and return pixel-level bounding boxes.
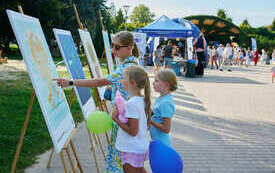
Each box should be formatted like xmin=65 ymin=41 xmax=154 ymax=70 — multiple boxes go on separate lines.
xmin=10 ymin=5 xmax=83 ymax=173
xmin=72 ymin=2 xmax=110 ymax=153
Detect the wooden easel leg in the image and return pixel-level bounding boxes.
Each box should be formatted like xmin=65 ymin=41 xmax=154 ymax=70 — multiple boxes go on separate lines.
xmin=96 ymin=134 xmax=106 ymax=159
xmin=92 ymin=133 xmax=99 ymax=146
xmin=60 ymin=151 xmax=69 ymax=173
xmin=65 ymin=147 xmax=77 ymax=173
xmin=103 ymin=99 xmax=109 ymax=114
xmin=70 ymin=140 xmax=84 ymax=173
xmin=47 ymin=148 xmax=55 ymax=168
xmin=87 ymin=129 xmax=101 ymax=173
xmin=105 ymin=133 xmax=110 ymax=145
xmin=10 ymin=91 xmax=35 ymax=173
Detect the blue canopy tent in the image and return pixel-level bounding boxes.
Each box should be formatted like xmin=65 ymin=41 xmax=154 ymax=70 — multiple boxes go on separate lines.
xmin=136 ymin=15 xmax=197 ymax=67
xmin=172 ymin=18 xmax=201 ymax=38
xmin=136 ymin=15 xmax=193 ymax=38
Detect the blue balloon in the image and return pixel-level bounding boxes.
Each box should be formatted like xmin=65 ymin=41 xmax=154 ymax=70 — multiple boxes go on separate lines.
xmin=149 ymin=141 xmax=183 ymax=173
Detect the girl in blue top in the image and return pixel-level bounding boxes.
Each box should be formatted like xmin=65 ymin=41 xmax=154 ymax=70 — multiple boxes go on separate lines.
xmin=150 ymin=69 xmax=177 ymax=146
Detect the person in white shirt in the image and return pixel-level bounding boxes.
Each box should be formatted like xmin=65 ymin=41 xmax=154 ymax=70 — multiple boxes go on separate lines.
xmin=217 ymin=44 xmax=224 ymax=69
xmin=220 ymin=43 xmax=232 ymax=71
xmin=112 ymin=65 xmax=151 ymax=173
xmin=272 ymin=49 xmax=275 ymax=64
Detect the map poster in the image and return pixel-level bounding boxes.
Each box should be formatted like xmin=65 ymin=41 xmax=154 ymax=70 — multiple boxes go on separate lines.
xmin=102 ymin=31 xmax=114 ymax=73
xmin=7 ymin=9 xmax=75 ymax=153
xmin=53 ymin=29 xmax=96 ymax=119
xmin=78 ymin=29 xmax=105 ymax=100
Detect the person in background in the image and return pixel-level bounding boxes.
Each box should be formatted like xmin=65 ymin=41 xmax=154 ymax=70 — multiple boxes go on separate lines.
xmin=207 ymin=45 xmax=212 ymax=68
xmin=271 ymin=66 xmax=275 ymax=83
xmin=211 ymin=45 xmax=219 ymax=69
xmin=271 ymin=49 xmax=275 ymax=64
xmin=253 ymin=48 xmax=259 ymax=66
xmin=217 ymin=44 xmax=224 ymax=69
xmin=220 ymin=43 xmax=232 ymax=72
xmin=193 ymin=33 xmax=207 ymax=77
xmin=153 ymin=45 xmax=163 ymax=73
xmin=163 ymin=41 xmax=173 ymax=68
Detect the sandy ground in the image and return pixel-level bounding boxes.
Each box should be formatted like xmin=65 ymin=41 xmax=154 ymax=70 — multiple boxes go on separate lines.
xmin=4 ymin=61 xmax=275 ymax=173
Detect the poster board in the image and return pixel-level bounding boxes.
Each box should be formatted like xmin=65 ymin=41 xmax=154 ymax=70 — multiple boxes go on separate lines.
xmin=132 ymin=32 xmax=147 ymax=59
xmin=7 ymin=10 xmax=74 ymax=153
xmin=187 ymin=37 xmax=193 ymax=60
xmin=78 ymin=29 xmax=105 ymax=99
xmin=102 ymin=31 xmax=114 ymax=73
xmin=53 ymin=29 xmax=96 ymax=119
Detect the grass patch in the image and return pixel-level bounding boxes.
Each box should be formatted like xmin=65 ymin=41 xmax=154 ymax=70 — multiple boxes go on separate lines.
xmin=0 ymin=64 xmax=108 ymax=173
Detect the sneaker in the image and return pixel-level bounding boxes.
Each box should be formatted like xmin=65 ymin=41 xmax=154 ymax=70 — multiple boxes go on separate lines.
xmin=228 ymin=69 xmax=232 ymax=72
xmin=219 ymin=69 xmax=223 ymax=71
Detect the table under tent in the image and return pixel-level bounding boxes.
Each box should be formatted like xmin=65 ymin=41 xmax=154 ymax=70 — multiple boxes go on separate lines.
xmin=136 ymin=15 xmax=201 ymax=77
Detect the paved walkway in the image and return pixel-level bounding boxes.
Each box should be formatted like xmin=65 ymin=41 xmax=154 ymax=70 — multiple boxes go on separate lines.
xmin=25 ymin=64 xmax=275 ymax=173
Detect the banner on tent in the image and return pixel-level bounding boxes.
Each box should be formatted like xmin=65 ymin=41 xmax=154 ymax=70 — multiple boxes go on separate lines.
xmin=79 ymin=29 xmax=106 ymax=100
xmin=187 ymin=37 xmax=193 ymax=60
xmin=53 ymin=29 xmax=96 ymax=119
xmin=132 ymin=32 xmax=147 ymax=59
xmin=7 ymin=9 xmax=75 ymax=153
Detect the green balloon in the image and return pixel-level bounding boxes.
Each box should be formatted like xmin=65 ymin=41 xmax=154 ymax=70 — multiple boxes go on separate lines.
xmin=86 ymin=111 xmax=113 ymax=134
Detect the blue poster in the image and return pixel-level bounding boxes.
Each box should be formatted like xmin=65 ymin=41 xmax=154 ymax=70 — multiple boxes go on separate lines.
xmin=54 ymin=29 xmax=96 ymax=119
xmin=7 ymin=10 xmax=74 ymax=153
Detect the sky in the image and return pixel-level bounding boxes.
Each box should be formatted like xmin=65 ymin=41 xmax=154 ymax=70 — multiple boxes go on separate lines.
xmin=106 ymin=0 xmax=275 ymax=27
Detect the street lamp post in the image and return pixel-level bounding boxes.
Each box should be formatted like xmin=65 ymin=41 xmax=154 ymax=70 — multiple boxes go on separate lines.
xmin=122 ymin=5 xmax=130 ymax=31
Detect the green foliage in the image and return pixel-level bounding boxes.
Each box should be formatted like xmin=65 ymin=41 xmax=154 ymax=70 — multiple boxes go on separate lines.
xmin=217 ymin=9 xmax=226 ymax=19
xmin=272 ymin=18 xmax=275 ymax=31
xmin=130 ymin=4 xmax=155 ymax=24
xmin=111 ymin=8 xmax=125 ymax=33
xmin=240 ymin=19 xmax=251 ymax=29
xmin=0 ymin=0 xmax=111 ymax=61
xmin=217 ymin=9 xmax=233 ymax=23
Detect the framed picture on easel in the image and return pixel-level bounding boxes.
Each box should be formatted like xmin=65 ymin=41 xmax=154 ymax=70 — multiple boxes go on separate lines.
xmin=102 ymin=31 xmax=114 ymax=73
xmin=78 ymin=29 xmax=106 ymax=100
xmin=53 ymin=29 xmax=97 ymax=119
xmin=7 ymin=9 xmax=75 ymax=154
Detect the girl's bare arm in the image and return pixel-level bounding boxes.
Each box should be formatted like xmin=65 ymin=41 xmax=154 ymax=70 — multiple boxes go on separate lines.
xmin=151 ymin=117 xmax=171 ymax=133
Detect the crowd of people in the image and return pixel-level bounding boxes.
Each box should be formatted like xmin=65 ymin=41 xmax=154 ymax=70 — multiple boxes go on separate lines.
xmin=206 ymin=44 xmax=273 ymax=72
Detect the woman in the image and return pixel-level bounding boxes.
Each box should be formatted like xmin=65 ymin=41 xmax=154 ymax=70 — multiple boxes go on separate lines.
xmin=193 ymin=33 xmax=206 ymax=77
xmin=54 ymin=31 xmax=139 ymax=173
xmin=253 ymin=49 xmax=259 ymax=66
xmin=153 ymin=45 xmax=162 ymax=73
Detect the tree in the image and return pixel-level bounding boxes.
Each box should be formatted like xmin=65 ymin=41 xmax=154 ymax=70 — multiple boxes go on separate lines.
xmin=0 ymin=0 xmax=111 ymax=59
xmin=130 ymin=4 xmax=154 ymax=24
xmin=111 ymin=8 xmax=125 ymax=33
xmin=217 ymin=9 xmax=226 ymax=19
xmin=272 ymin=18 xmax=275 ymax=31
xmin=240 ymin=19 xmax=251 ymax=29
xmin=217 ymin=9 xmax=232 ymax=22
